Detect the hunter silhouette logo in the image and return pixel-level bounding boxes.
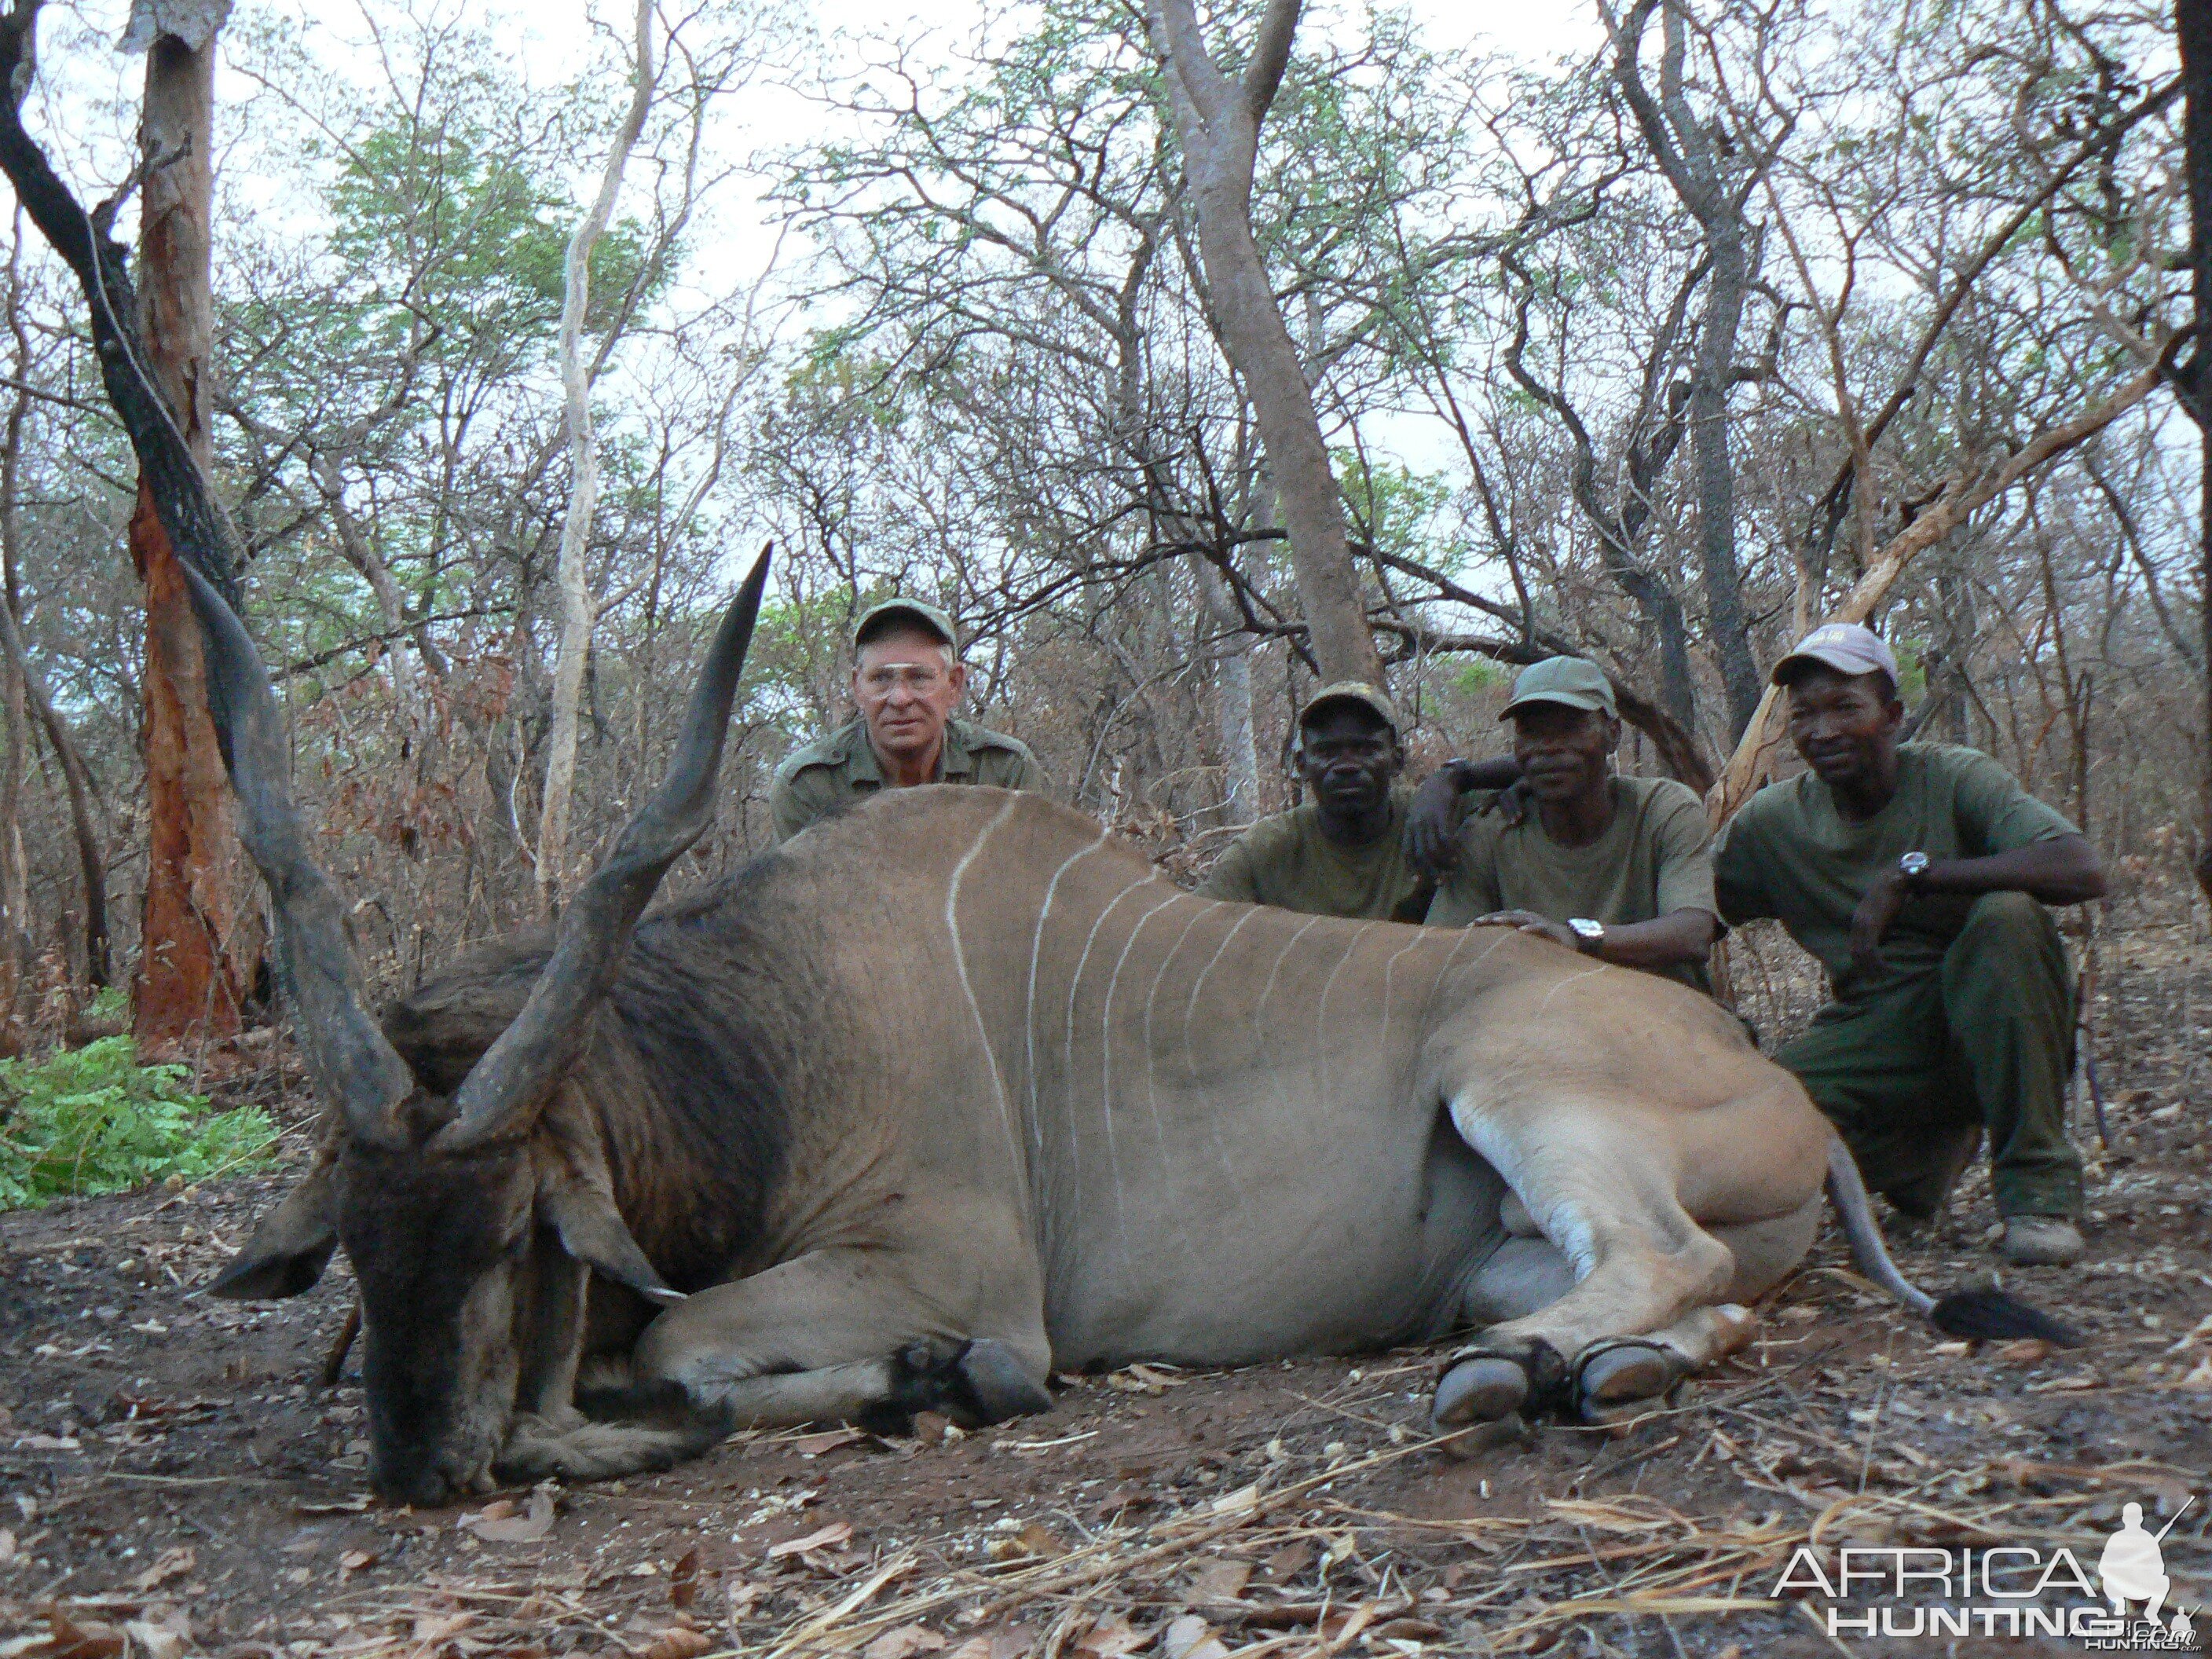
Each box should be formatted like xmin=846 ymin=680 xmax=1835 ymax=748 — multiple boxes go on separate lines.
xmin=2095 ymin=1500 xmax=2195 ymax=1643
xmin=1771 ymin=1492 xmax=2202 ymax=1647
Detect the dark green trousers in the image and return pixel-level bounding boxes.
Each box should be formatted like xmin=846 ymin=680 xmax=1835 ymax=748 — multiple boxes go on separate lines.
xmin=1777 ymin=892 xmax=2082 ymax=1219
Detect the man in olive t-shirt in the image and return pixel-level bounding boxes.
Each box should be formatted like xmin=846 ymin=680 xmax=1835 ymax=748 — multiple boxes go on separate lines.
xmin=1713 ymin=624 xmax=2108 ymax=1266
xmin=1199 ymin=683 xmax=1443 ymax=921
xmin=1424 ymin=657 xmax=1719 ymax=988
xmin=771 ymin=598 xmax=1044 ymax=844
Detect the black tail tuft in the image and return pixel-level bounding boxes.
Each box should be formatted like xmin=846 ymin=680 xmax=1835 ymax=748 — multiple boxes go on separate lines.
xmin=1930 ymin=1287 xmax=2081 ymax=1347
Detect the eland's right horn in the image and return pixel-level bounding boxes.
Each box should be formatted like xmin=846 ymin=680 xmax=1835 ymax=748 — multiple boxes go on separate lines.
xmin=179 ymin=560 xmax=416 ymax=1147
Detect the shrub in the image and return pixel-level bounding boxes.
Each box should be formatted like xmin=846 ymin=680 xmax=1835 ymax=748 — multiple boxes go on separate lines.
xmin=0 ymin=1037 xmax=277 ymax=1209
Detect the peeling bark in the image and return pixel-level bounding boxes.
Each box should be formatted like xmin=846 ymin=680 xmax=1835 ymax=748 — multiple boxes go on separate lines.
xmin=129 ymin=20 xmax=249 ymax=1044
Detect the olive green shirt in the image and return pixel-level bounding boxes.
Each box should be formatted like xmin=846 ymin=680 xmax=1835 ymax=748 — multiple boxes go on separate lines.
xmin=1712 ymin=742 xmax=2078 ymax=1002
xmin=1425 ymin=775 xmax=1719 ymax=991
xmin=769 ymin=716 xmax=1046 ymax=844
xmin=1197 ymin=793 xmax=1430 ymax=921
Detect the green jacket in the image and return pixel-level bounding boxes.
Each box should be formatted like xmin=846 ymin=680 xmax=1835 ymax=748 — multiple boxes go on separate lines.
xmin=769 ymin=716 xmax=1046 ymax=843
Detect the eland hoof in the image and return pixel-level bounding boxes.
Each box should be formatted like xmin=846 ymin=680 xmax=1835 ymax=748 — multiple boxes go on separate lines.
xmin=1576 ymin=1341 xmax=1681 ymax=1406
xmin=1432 ymin=1356 xmax=1530 ymax=1426
xmin=951 ymin=1337 xmax=1053 ymax=1426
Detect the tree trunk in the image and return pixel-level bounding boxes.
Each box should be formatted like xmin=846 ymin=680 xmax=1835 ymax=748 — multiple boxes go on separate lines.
xmin=1686 ymin=210 xmax=1761 ymax=735
xmin=0 ymin=228 xmax=27 ymax=1041
xmin=1147 ymin=0 xmax=1382 ymax=688
xmin=2181 ymin=0 xmax=2212 ymax=904
xmin=1610 ymin=0 xmax=1763 ymax=738
xmin=130 ymin=17 xmax=249 ymax=1046
xmin=1194 ymin=556 xmax=1261 ymax=825
xmin=537 ymin=0 xmax=656 ymax=916
xmin=0 ymin=588 xmax=108 ymax=991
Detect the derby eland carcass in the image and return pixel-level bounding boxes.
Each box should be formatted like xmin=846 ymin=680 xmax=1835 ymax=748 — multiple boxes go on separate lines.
xmin=196 ymin=554 xmax=2064 ymax=1506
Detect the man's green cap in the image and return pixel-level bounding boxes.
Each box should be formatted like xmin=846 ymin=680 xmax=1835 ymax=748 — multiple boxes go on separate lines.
xmin=1500 ymin=656 xmax=1617 ymax=720
xmin=852 ymin=596 xmax=958 ymax=651
xmin=1299 ymin=681 xmax=1401 ymax=737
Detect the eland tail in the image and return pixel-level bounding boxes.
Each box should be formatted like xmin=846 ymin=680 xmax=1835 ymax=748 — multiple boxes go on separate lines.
xmin=1823 ymin=1137 xmax=2080 ymax=1346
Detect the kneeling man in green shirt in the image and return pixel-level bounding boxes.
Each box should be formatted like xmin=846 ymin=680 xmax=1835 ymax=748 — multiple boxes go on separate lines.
xmin=1420 ymin=657 xmax=1719 ymax=990
xmin=1713 ymin=623 xmax=2108 ymax=1266
xmin=1199 ymin=683 xmax=1514 ymax=920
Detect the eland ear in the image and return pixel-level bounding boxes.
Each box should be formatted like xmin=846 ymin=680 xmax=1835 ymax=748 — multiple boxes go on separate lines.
xmin=540 ymin=1180 xmax=684 ymax=1307
xmin=209 ymin=1168 xmax=339 ymax=1299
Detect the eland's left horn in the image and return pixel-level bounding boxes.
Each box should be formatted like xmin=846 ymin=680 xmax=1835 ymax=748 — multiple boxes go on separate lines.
xmin=435 ymin=544 xmax=772 ymax=1152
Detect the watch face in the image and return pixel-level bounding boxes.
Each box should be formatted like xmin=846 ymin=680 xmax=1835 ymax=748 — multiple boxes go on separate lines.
xmin=1569 ymin=918 xmax=1604 ymax=942
xmin=1899 ymin=852 xmax=1930 ymax=878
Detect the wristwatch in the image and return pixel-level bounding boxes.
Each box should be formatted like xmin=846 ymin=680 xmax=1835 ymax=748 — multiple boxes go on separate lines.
xmin=1567 ymin=917 xmax=1607 ymax=955
xmin=1897 ymin=851 xmax=1931 ymax=887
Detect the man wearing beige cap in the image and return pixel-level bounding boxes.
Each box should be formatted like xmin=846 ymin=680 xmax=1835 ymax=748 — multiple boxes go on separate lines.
xmin=770 ymin=597 xmax=1044 ymax=844
xmin=1422 ymin=657 xmax=1719 ymax=988
xmin=1199 ymin=683 xmax=1506 ymax=919
xmin=1714 ymin=622 xmax=2107 ymax=1265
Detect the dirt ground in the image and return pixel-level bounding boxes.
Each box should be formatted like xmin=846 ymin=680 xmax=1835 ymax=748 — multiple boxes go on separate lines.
xmin=0 ymin=913 xmax=2207 ymax=1659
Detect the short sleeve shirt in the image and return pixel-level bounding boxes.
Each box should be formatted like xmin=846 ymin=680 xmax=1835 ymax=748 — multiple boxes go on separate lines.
xmin=769 ymin=717 xmax=1046 ymax=843
xmin=1712 ymin=742 xmax=2078 ymax=1000
xmin=1196 ymin=793 xmax=1430 ymax=921
xmin=1425 ymin=775 xmax=1718 ymax=990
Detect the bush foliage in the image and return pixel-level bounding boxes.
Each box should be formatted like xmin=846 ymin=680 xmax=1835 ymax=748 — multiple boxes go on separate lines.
xmin=0 ymin=1038 xmax=276 ymax=1209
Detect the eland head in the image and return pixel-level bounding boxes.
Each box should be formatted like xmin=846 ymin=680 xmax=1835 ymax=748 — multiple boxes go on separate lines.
xmin=196 ymin=549 xmax=770 ymax=1505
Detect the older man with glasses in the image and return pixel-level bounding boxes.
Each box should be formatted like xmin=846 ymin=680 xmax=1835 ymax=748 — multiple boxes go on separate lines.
xmin=770 ymin=598 xmax=1044 ymax=844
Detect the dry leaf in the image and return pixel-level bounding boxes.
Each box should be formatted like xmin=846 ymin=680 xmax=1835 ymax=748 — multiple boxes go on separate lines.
xmin=1207 ymin=1483 xmax=1260 ymax=1519
xmin=668 ymin=1546 xmax=700 ymax=1610
xmin=636 ymin=1629 xmax=713 ymax=1659
xmin=0 ymin=1528 xmax=14 ymax=1565
xmin=294 ymin=1496 xmax=373 ymax=1514
xmin=1071 ymin=1617 xmax=1148 ymax=1659
xmin=132 ymin=1546 xmax=195 ymax=1591
xmin=412 ymin=1613 xmax=477 ymax=1643
xmin=1159 ymin=1615 xmax=1227 ymax=1659
xmin=1258 ymin=1540 xmax=1316 ymax=1582
xmin=726 ymin=1579 xmax=765 ymax=1622
xmin=1993 ymin=1339 xmax=2053 ymax=1364
xmin=946 ymin=1635 xmax=1035 ymax=1659
xmin=15 ymin=1434 xmax=80 ymax=1452
xmin=862 ymin=1624 xmax=950 ymax=1659
xmin=34 ymin=1613 xmax=124 ymax=1659
xmin=794 ymin=1427 xmax=865 ymax=1458
xmin=767 ymin=1521 xmax=853 ymax=1559
xmin=1319 ymin=1606 xmax=1379 ymax=1647
xmin=339 ymin=1547 xmax=379 ymax=1572
xmin=465 ymin=1484 xmax=555 ymax=1544
xmin=1371 ymin=1618 xmax=1445 ymax=1641
xmin=121 ymin=1606 xmax=192 ymax=1659
xmin=1188 ymin=1558 xmax=1252 ymax=1602
xmin=986 ymin=1522 xmax=1065 ymax=1563
xmin=2176 ymin=1356 xmax=2212 ymax=1390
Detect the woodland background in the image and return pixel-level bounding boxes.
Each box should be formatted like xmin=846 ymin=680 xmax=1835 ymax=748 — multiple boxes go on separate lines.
xmin=0 ymin=0 xmax=2199 ymax=1056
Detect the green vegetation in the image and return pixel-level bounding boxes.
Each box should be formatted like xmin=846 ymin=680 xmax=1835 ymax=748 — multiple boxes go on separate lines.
xmin=0 ymin=1038 xmax=277 ymax=1210
xmin=1455 ymin=659 xmax=1511 ymax=694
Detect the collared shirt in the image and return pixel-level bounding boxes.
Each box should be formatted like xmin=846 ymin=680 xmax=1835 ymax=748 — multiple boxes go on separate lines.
xmin=768 ymin=716 xmax=1046 ymax=843
xmin=1196 ymin=792 xmax=1431 ymax=921
xmin=1426 ymin=775 xmax=1719 ymax=990
xmin=1713 ymin=742 xmax=2078 ymax=1002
